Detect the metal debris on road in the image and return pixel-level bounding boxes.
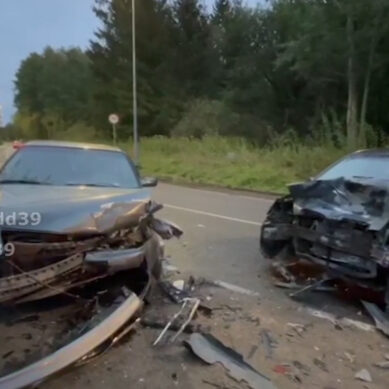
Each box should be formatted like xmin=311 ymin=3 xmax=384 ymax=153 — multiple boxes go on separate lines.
xmin=152 ymin=297 xmax=200 ymax=346
xmin=153 ymin=299 xmax=190 ymax=346
xmin=141 ymin=316 xmax=199 ymax=333
xmin=313 ymin=357 xmax=328 ymax=372
xmin=344 ymin=352 xmax=355 ymax=364
xmin=289 ymin=277 xmax=334 ymax=298
xmin=159 ymin=280 xmax=191 ymax=304
xmin=273 ymin=281 xmax=337 ymax=293
xmin=0 ymin=290 xmax=143 ymax=389
xmin=286 ymin=323 xmax=306 ymax=337
xmin=170 ymin=298 xmax=200 ymax=343
xmin=260 ymin=329 xmax=278 ymax=359
xmin=185 ymin=332 xmax=278 ymax=389
xmin=172 ymin=279 xmax=185 ymax=291
xmin=362 ymin=300 xmax=389 ymax=337
xmin=247 ymin=345 xmax=258 ymax=360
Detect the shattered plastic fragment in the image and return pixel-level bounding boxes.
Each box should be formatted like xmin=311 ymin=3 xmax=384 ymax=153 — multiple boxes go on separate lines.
xmin=355 ymin=368 xmax=372 ymax=383
xmin=185 ymin=333 xmax=278 ymax=389
xmin=374 ymin=361 xmax=389 ymax=369
xmin=260 ymin=329 xmax=278 ymax=359
xmin=362 ymin=301 xmax=389 ymax=337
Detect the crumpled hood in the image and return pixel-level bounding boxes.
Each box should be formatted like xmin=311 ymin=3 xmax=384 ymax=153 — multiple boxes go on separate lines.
xmin=288 ymin=177 xmax=389 ymax=231
xmin=0 ymin=184 xmax=152 ymax=235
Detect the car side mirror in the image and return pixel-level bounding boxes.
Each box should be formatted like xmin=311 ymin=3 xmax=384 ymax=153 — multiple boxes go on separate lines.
xmin=141 ymin=176 xmax=158 ymax=187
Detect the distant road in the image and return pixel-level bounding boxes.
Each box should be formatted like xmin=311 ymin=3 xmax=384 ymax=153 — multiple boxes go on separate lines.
xmin=153 ymin=182 xmax=274 ymax=292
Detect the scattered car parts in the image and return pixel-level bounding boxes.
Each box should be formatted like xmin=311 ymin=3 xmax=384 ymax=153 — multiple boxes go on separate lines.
xmin=0 ymin=142 xmax=184 ymax=386
xmin=0 ymin=290 xmax=142 ymax=389
xmin=362 ymin=300 xmax=389 ymax=337
xmin=185 ymin=332 xmax=278 ymax=389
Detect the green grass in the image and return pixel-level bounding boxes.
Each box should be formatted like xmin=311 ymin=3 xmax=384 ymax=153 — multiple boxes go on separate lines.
xmin=118 ymin=136 xmax=349 ymax=194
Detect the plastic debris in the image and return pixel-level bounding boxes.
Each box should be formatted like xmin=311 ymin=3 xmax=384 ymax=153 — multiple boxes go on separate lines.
xmin=172 ymin=280 xmax=185 ymax=291
xmin=355 ymin=369 xmax=372 ymax=383
xmin=362 ymin=301 xmax=389 ymax=337
xmin=185 ymin=333 xmax=278 ymax=389
xmin=260 ymin=329 xmax=278 ymax=359
xmin=374 ymin=361 xmax=389 ymax=369
xmin=344 ymin=352 xmax=355 ymax=364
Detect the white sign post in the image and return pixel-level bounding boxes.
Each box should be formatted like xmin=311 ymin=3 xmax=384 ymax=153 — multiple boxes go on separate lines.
xmin=108 ymin=114 xmax=119 ymax=145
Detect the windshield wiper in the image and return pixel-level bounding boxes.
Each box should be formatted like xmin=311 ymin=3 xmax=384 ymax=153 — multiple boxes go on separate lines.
xmin=65 ymin=182 xmax=120 ymax=188
xmin=0 ymin=179 xmax=51 ymax=185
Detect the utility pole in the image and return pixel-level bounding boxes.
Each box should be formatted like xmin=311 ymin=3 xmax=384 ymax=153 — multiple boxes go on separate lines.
xmin=132 ymin=0 xmax=139 ymax=165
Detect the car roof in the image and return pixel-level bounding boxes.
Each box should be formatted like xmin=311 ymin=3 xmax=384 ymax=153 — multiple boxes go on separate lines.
xmin=24 ymin=140 xmax=123 ymax=152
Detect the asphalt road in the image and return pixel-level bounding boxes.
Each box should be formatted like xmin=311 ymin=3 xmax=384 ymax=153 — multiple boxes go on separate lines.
xmin=153 ymin=182 xmax=367 ymax=320
xmin=41 ymin=183 xmax=385 ymax=389
xmin=153 ymin=182 xmax=274 ymax=293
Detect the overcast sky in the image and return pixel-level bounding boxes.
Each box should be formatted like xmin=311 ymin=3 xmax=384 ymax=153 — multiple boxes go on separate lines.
xmin=0 ymin=0 xmax=259 ymax=124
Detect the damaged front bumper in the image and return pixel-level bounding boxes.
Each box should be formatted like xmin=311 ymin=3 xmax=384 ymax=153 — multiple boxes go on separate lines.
xmin=260 ymin=178 xmax=389 ymax=287
xmin=0 ymin=200 xmax=183 ymax=387
xmin=0 ymin=201 xmax=182 ymax=304
xmin=261 ymin=218 xmax=381 ymax=279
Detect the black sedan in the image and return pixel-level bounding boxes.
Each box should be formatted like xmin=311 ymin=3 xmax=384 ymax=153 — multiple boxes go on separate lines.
xmin=261 ymin=149 xmax=389 ymax=306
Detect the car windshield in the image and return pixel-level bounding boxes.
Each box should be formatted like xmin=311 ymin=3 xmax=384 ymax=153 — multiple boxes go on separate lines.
xmin=0 ymin=146 xmax=140 ymax=188
xmin=318 ymin=154 xmax=389 ymax=181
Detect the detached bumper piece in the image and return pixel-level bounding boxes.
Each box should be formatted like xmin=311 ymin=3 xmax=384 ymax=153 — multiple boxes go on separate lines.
xmin=85 ymin=245 xmax=147 ymax=273
xmin=185 ymin=333 xmax=278 ymax=389
xmin=0 ymin=291 xmax=142 ymax=389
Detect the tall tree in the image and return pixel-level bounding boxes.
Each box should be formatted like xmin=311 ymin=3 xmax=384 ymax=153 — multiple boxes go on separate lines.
xmin=276 ymin=0 xmax=389 ymax=145
xmin=170 ymin=0 xmax=213 ymax=96
xmin=12 ymin=0 xmax=389 ymax=145
xmin=89 ymin=0 xmax=176 ymax=136
xmin=14 ymin=47 xmax=94 ymax=137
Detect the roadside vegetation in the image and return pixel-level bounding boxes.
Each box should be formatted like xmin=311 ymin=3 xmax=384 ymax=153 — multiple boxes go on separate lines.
xmin=2 ymin=0 xmax=389 ymax=192
xmin=129 ymin=135 xmax=348 ymax=193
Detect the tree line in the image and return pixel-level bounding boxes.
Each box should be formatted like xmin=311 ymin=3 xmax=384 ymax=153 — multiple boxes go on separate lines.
xmin=5 ymin=0 xmax=389 ymax=148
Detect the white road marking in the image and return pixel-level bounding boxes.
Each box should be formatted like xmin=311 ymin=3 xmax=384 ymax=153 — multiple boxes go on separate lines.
xmin=306 ymin=308 xmax=374 ymax=332
xmin=212 ymin=281 xmax=374 ymax=332
xmin=161 ymin=183 xmax=275 ymax=204
xmin=213 ymin=280 xmax=260 ymax=296
xmin=164 ymin=204 xmax=262 ymax=226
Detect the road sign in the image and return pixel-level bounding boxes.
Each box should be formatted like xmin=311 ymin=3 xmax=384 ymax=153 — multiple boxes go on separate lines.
xmin=109 ymin=114 xmax=119 ymax=144
xmin=108 ymin=113 xmax=119 ymax=125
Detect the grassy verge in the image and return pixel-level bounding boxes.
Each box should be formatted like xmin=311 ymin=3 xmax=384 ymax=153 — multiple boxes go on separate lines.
xmin=119 ymin=136 xmax=349 ymax=194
